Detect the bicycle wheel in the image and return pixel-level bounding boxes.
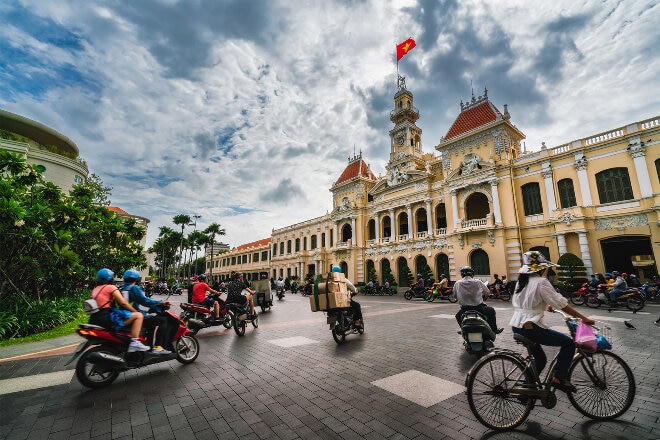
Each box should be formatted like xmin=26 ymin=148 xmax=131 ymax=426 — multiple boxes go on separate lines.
xmin=567 ymin=351 xmax=635 ymax=420
xmin=466 ymin=353 xmax=535 ymax=430
xmin=585 ymin=296 xmax=601 ymax=308
xmin=570 ymin=294 xmax=585 ymax=306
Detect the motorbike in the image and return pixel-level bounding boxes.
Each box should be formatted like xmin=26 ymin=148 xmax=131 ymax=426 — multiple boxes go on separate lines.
xmin=569 ymin=282 xmax=601 ymax=306
xmin=301 ymin=283 xmax=313 ymax=297
xmin=484 ymin=285 xmax=511 ymax=301
xmin=327 ymin=307 xmax=364 ymax=344
xmin=459 ymin=310 xmax=496 ymax=357
xmin=226 ymin=301 xmax=259 ymax=336
xmin=641 ymin=283 xmax=660 ymax=304
xmin=584 ymin=285 xmax=645 ymax=312
xmin=255 ymin=290 xmax=274 ymax=312
xmin=179 ymin=294 xmax=232 ymax=334
xmin=276 ymin=285 xmax=285 ymax=300
xmin=66 ymin=307 xmax=200 ymax=388
xmin=291 ymin=284 xmax=299 ymax=294
xmin=403 ymin=285 xmax=432 ymax=301
xmin=426 ymin=286 xmax=457 ymax=303
xmin=170 ymin=284 xmax=184 ymax=295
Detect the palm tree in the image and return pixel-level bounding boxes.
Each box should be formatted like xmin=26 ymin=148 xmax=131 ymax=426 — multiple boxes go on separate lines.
xmin=186 ymin=230 xmax=207 ymax=277
xmin=203 ymin=222 xmax=225 ymax=279
xmin=173 ymin=214 xmax=191 ymax=282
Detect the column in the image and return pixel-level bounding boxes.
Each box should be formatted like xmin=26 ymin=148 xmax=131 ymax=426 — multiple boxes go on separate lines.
xmin=574 ymin=154 xmax=592 ymax=206
xmin=629 ymin=142 xmax=653 ymax=198
xmin=542 ymin=165 xmax=557 ymax=214
xmin=333 ymin=224 xmax=338 ymax=247
xmin=351 ymin=216 xmax=356 ymax=246
xmin=374 ymin=211 xmax=380 ymax=242
xmin=451 ymin=190 xmax=459 ymax=230
xmin=406 ymin=204 xmax=412 ymax=237
xmin=425 ymin=200 xmax=433 ymax=236
xmin=489 ymin=180 xmax=502 ymax=224
xmin=578 ymin=231 xmax=593 ymax=275
xmin=556 ymin=233 xmax=567 ymax=255
xmin=389 ymin=209 xmax=395 ymax=241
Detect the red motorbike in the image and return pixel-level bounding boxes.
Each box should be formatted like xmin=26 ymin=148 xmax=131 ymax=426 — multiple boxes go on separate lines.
xmin=179 ymin=294 xmax=232 ymax=334
xmin=66 ymin=307 xmax=199 ymax=388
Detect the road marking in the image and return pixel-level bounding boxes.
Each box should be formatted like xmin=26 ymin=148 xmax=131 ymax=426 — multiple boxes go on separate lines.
xmin=0 ymin=370 xmax=74 ymax=395
xmin=372 ymin=370 xmax=465 ymax=408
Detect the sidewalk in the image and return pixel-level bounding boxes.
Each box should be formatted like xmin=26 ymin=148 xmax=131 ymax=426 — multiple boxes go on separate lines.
xmin=0 ymin=333 xmax=81 ymax=361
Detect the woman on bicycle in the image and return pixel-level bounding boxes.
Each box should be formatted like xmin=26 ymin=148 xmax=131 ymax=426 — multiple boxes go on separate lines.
xmin=510 ymin=251 xmax=595 ymax=393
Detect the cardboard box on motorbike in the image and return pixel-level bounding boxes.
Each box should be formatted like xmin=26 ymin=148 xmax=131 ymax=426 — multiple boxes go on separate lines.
xmin=310 ymin=273 xmax=351 ymax=312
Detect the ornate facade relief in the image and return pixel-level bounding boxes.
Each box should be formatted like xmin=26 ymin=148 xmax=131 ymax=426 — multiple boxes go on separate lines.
xmin=472 ymin=242 xmax=483 ymax=249
xmin=433 ymin=238 xmax=448 ymax=249
xmin=574 ymin=155 xmax=588 ymax=171
xmin=594 ymin=214 xmax=648 ymax=230
xmin=488 ymin=230 xmax=495 ymax=245
xmin=628 ymin=141 xmax=646 ymax=159
xmin=412 ymin=242 xmax=427 ymax=252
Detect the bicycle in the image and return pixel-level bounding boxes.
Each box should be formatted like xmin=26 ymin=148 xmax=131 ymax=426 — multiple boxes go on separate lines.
xmin=465 ymin=309 xmax=635 ymax=431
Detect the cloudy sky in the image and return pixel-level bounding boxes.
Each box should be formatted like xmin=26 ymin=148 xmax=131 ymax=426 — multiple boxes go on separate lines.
xmin=2 ymin=0 xmax=659 ymax=250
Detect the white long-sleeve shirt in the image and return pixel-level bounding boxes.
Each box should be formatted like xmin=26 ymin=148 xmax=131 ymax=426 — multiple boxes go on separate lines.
xmin=453 ymin=277 xmax=490 ymax=306
xmin=509 ymin=275 xmax=568 ymax=329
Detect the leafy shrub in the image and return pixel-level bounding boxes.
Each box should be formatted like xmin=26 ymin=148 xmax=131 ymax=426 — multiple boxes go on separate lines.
xmin=556 ymin=253 xmax=588 ymax=291
xmin=0 ymin=290 xmax=88 ymax=339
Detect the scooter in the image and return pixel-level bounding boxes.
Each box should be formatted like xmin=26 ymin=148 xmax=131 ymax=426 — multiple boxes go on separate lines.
xmin=460 ymin=310 xmax=496 ymax=357
xmin=179 ymin=294 xmax=232 ymax=334
xmin=403 ymin=285 xmax=432 ymax=301
xmin=66 ymin=307 xmax=199 ymax=388
xmin=485 ymin=285 xmax=511 ymax=301
xmin=226 ymin=301 xmax=259 ymax=336
xmin=585 ymin=287 xmax=645 ymax=312
xmin=426 ymin=286 xmax=457 ymax=303
xmin=327 ymin=307 xmax=364 ymax=344
xmin=276 ymin=286 xmax=285 ymax=300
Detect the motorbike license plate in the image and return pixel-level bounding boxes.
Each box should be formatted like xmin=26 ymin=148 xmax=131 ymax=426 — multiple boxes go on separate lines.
xmin=467 ymin=332 xmax=483 ymax=342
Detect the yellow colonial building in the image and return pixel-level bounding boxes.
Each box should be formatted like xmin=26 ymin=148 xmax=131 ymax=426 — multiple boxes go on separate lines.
xmin=210 ymin=78 xmax=660 ymax=286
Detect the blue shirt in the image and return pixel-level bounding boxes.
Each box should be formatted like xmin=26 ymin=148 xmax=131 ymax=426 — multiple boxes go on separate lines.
xmin=121 ymin=283 xmax=163 ymax=316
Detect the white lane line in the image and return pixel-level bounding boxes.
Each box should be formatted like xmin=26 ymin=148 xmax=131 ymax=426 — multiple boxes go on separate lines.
xmin=0 ymin=370 xmax=74 ymax=395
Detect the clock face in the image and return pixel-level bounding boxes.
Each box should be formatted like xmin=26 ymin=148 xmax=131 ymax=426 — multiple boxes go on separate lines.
xmin=397 ymin=137 xmax=404 ymax=145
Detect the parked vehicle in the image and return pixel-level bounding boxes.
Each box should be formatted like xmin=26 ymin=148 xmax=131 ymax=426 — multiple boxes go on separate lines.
xmin=459 ymin=310 xmax=497 ymax=357
xmin=584 ymin=286 xmax=645 ymax=312
xmin=67 ymin=307 xmax=199 ymax=388
xmin=426 ymin=286 xmax=457 ymax=303
xmin=327 ymin=307 xmax=364 ymax=344
xmin=179 ymin=294 xmax=232 ymax=334
xmin=226 ymin=301 xmax=259 ymax=336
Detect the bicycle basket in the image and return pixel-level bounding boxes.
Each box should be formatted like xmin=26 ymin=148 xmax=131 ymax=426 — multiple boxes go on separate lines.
xmin=568 ymin=320 xmax=612 ymax=351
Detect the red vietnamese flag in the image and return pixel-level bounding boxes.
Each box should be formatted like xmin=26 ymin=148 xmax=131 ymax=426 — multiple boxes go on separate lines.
xmin=396 ymin=38 xmax=416 ymax=61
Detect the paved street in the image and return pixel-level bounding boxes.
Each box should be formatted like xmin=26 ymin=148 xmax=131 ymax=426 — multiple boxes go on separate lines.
xmin=0 ymin=293 xmax=659 ymax=440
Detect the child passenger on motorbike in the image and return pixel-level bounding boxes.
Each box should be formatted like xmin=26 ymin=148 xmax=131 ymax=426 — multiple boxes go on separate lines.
xmin=121 ymin=270 xmax=171 ymax=354
xmin=90 ymin=268 xmax=150 ymax=353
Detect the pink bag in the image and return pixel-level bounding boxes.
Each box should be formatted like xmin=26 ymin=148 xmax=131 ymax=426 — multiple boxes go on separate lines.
xmin=575 ymin=321 xmax=597 ymax=353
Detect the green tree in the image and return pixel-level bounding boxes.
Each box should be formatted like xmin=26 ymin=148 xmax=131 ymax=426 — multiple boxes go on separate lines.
xmin=382 ymin=266 xmax=396 ymax=286
xmin=173 ymin=214 xmax=191 ymax=280
xmin=203 ymin=222 xmax=225 ymax=278
xmin=402 ymin=266 xmax=414 ymax=287
xmin=367 ymin=267 xmax=378 ymax=283
xmin=556 ymin=253 xmax=587 ymax=292
xmin=0 ymin=150 xmax=146 ymax=309
xmin=421 ymin=264 xmax=434 ymax=283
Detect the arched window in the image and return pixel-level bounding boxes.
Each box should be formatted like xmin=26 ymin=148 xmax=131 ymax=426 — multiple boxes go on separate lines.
xmin=415 ymin=255 xmax=427 ymax=278
xmin=596 ymin=168 xmax=633 ymax=203
xmin=295 ymin=238 xmax=300 ymax=252
xmin=286 ymin=240 xmax=292 ymax=254
xmin=521 ymin=182 xmax=543 ymax=215
xmin=436 ymin=253 xmax=450 ymax=282
xmin=415 ymin=208 xmax=428 ymax=234
xmin=367 ymin=219 xmax=376 ymax=240
xmin=557 ymin=178 xmax=577 ymax=208
xmin=310 ymin=235 xmax=317 ymax=249
xmin=341 ymin=224 xmax=352 ymax=242
xmin=470 ymin=249 xmax=490 ymax=275
xmin=655 ymin=158 xmax=660 ymax=182
xmin=465 ymin=192 xmax=490 ymax=220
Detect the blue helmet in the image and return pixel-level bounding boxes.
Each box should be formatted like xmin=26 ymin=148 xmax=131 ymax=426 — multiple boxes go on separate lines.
xmin=198 ymin=274 xmax=207 ymax=281
xmin=123 ymin=269 xmax=140 ymax=281
xmin=97 ymin=268 xmax=114 ymax=283
xmin=331 ymin=266 xmax=342 ymax=273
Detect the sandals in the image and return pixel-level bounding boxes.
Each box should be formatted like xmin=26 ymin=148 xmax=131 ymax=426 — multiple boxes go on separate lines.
xmin=552 ymin=377 xmax=577 ymax=393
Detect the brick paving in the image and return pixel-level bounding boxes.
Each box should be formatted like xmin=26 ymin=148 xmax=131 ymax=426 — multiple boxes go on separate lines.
xmin=0 ymin=294 xmax=658 ymax=439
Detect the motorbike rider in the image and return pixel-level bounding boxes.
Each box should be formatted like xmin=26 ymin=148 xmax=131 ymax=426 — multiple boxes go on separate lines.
xmin=192 ymin=274 xmax=224 ymax=322
xmin=227 ymin=273 xmax=257 ymax=319
xmin=454 ymin=266 xmax=503 ymax=334
xmin=90 ymin=268 xmax=150 ymax=352
xmin=414 ymin=273 xmax=426 ymax=296
xmin=489 ymin=274 xmax=504 ymax=294
xmin=432 ymin=274 xmax=449 ymax=294
xmin=276 ymin=277 xmax=285 ymax=293
xmin=121 ymin=270 xmax=172 ymax=354
xmin=332 ymin=266 xmax=362 ymax=327
xmin=607 ymin=270 xmax=628 ymax=304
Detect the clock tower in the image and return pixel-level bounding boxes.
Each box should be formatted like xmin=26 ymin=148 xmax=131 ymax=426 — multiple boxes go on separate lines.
xmin=386 ymin=75 xmax=427 ymax=175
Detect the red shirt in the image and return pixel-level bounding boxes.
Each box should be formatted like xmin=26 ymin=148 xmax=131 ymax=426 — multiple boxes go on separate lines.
xmin=192 ymin=282 xmax=209 ymax=304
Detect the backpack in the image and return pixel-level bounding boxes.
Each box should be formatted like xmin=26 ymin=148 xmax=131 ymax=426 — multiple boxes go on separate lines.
xmin=83 ymin=285 xmax=114 ymax=315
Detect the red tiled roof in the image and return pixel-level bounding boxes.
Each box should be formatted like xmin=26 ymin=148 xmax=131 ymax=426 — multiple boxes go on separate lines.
xmin=236 ymin=238 xmax=271 ymax=251
xmin=444 ymin=101 xmax=502 ymax=141
xmin=107 ymin=206 xmax=128 ymax=215
xmin=334 ymin=159 xmax=376 ymax=185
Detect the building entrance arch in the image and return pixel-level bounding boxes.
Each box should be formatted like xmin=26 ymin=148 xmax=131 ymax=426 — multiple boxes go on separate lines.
xmin=397 ymin=257 xmax=410 ymax=286
xmin=600 ymin=236 xmax=654 ymax=278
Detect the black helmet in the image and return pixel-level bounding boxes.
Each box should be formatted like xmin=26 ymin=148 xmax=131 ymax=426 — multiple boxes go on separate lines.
xmin=460 ymin=266 xmax=474 ymax=277
xmin=440 ymin=274 xmax=446 ymax=279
